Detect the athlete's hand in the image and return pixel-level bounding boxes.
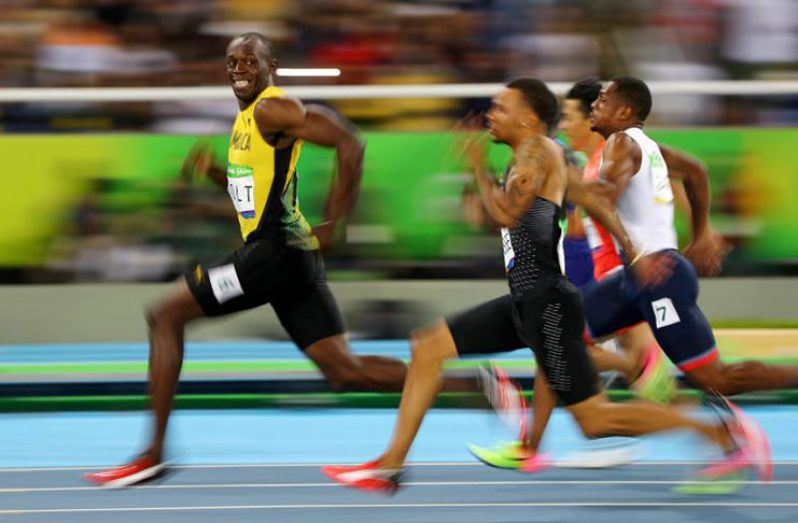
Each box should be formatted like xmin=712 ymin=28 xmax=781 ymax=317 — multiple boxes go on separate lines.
xmin=684 ymin=229 xmax=729 ymax=276
xmin=182 ymin=143 xmax=217 ymax=181
xmin=454 ymin=112 xmax=487 ymax=172
xmin=631 ymin=251 xmax=676 ymax=288
xmin=312 ymin=221 xmax=339 ymax=250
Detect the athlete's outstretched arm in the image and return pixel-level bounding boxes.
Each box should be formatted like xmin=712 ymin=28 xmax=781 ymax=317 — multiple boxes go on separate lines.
xmin=659 ymin=144 xmax=726 ymax=276
xmin=473 ymin=136 xmax=549 ymax=227
xmin=254 ymin=97 xmax=365 ymax=246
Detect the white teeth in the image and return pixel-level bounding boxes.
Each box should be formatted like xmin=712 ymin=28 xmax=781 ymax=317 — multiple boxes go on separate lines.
xmin=234 ymin=80 xmax=249 ymax=88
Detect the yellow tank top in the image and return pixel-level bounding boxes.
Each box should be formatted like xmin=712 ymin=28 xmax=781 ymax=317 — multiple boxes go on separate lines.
xmin=227 ymin=86 xmax=318 ymax=249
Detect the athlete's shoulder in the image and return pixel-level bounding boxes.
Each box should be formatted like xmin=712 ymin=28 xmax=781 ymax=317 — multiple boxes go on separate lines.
xmin=542 ymin=135 xmax=564 ymax=155
xmin=261 ymin=85 xmax=285 ymax=97
xmin=516 ymin=136 xmax=562 ymax=172
xmin=253 ymin=94 xmax=306 ymax=131
xmin=604 ymin=131 xmax=640 ymax=159
xmin=606 ymin=130 xmax=637 ymax=147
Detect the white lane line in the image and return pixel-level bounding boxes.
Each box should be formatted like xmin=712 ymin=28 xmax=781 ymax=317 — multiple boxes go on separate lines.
xmin=0 ymin=479 xmax=790 ymax=493
xmin=2 ymin=461 xmax=798 ymax=472
xmin=3 ymin=502 xmax=798 ymax=514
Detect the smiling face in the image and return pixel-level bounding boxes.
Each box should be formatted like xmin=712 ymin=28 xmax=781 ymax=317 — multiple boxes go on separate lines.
xmin=225 ymin=37 xmax=275 ymax=106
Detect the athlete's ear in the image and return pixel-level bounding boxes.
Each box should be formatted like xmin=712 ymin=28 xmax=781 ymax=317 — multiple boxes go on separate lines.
xmin=521 ymin=107 xmax=538 ymax=129
xmin=617 ymin=104 xmax=634 ymax=122
xmin=267 ymin=57 xmax=278 ymax=75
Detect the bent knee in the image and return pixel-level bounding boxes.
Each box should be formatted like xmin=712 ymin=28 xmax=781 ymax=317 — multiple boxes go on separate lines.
xmin=574 ymin=417 xmax=610 ymax=439
xmin=145 ymin=302 xmax=190 ymax=331
xmin=145 ymin=304 xmax=169 ymax=329
xmin=409 ymin=322 xmax=457 ymax=363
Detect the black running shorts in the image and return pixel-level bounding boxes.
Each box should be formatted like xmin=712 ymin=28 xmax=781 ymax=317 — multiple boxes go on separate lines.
xmin=185 ymin=238 xmax=345 ymax=350
xmin=447 ymin=278 xmax=599 ymax=406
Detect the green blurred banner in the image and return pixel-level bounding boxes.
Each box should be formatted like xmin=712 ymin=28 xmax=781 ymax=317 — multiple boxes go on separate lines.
xmin=1 ymin=129 xmax=796 ymax=269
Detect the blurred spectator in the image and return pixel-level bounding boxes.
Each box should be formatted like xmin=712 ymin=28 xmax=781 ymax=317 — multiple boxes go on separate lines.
xmin=2 ymin=0 xmax=798 ymax=282
xmin=721 ymin=0 xmax=798 ymax=79
xmin=720 ymin=0 xmax=798 ymax=125
xmin=0 ymin=0 xmax=794 ymax=130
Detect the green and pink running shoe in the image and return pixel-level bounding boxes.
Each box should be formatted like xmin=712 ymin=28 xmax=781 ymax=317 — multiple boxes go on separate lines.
xmin=632 ymin=343 xmax=677 ymax=405
xmin=699 ymin=393 xmax=773 ymax=482
xmin=467 ymin=441 xmax=551 ymax=474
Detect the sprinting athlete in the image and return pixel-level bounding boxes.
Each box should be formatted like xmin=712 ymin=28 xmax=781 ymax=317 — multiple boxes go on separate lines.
xmin=322 ymin=78 xmax=766 ymax=494
xmin=483 ymin=77 xmax=791 ymax=470
xmin=560 ymin=78 xmax=672 ymax=400
xmin=84 ymin=32 xmax=409 ymax=487
xmin=585 ymin=77 xmax=798 ymax=395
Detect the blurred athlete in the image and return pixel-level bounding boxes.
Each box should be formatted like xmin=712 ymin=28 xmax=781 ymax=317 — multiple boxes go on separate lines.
xmin=484 ymin=77 xmax=790 ymax=471
xmin=584 ymin=77 xmax=798 ymax=397
xmin=322 ymin=79 xmax=766 ymax=493
xmin=560 ymin=78 xmax=673 ymax=400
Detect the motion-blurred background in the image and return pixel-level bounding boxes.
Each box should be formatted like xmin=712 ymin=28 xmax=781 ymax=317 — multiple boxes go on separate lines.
xmin=1 ymin=0 xmax=796 ymax=378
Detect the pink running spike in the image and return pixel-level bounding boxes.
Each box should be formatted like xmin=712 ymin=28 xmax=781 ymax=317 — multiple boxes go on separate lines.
xmin=520 ymin=452 xmax=552 ymax=474
xmin=723 ymin=398 xmax=773 ymax=482
xmin=697 ymin=448 xmax=752 ymax=479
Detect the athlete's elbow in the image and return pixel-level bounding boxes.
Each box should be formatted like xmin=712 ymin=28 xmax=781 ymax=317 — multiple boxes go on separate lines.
xmin=337 ymin=136 xmax=365 ymax=168
xmin=338 ymin=134 xmax=364 ymax=157
xmin=680 ymin=158 xmax=709 ymax=185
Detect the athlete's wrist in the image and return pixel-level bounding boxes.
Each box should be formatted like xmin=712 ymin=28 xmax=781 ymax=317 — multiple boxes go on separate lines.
xmin=627 ymin=251 xmax=644 ymax=267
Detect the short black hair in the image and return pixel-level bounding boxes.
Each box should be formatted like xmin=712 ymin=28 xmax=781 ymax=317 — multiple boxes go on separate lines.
xmin=506 ymin=78 xmax=558 ymax=132
xmin=610 ymin=76 xmax=652 ymax=121
xmin=233 ymin=32 xmax=273 ymax=59
xmin=565 ymin=77 xmax=602 ymax=117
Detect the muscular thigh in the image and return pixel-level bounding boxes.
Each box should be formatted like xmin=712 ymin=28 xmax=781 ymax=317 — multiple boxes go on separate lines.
xmin=636 ymin=253 xmax=717 ymax=372
xmin=582 ymin=269 xmax=644 ymax=339
xmin=185 ymin=239 xmax=290 ymax=317
xmin=446 ymin=295 xmax=527 ymax=357
xmin=514 ymin=280 xmax=600 ymax=406
xmin=271 ymin=250 xmax=345 ymax=350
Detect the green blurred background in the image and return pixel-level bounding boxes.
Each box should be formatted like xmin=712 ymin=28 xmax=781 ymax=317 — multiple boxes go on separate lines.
xmin=2 ymin=128 xmax=796 ymax=282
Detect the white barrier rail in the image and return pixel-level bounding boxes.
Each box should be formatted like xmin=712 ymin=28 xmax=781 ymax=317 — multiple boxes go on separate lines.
xmin=0 ymin=81 xmax=797 ymax=103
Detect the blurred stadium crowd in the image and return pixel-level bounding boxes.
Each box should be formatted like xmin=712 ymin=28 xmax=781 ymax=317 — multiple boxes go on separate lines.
xmin=2 ymin=0 xmax=798 ymax=131
xmin=1 ymin=0 xmax=798 ymax=284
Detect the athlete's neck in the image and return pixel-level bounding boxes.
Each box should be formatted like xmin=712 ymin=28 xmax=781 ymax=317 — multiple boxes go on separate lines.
xmin=509 ymin=130 xmax=544 ymax=154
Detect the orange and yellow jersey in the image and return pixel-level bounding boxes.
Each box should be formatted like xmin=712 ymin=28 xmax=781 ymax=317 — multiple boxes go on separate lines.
xmin=226 ymin=86 xmax=318 ymax=250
